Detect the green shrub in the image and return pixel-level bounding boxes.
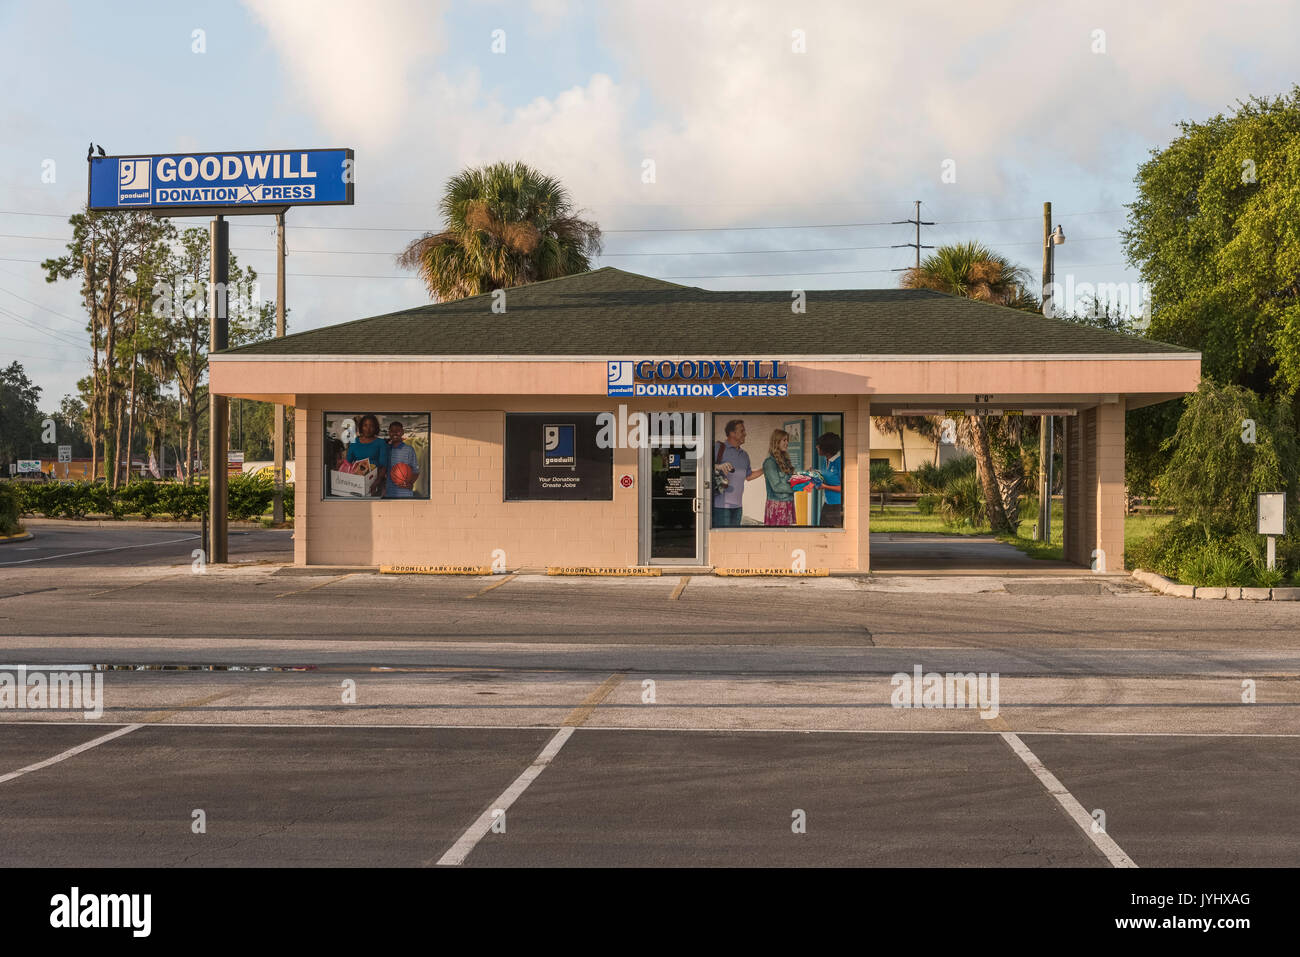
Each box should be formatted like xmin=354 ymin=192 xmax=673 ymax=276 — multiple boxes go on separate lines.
xmin=939 ymin=472 xmax=986 ymax=528
xmin=914 ymin=456 xmax=976 ymax=494
xmin=158 ymin=482 xmax=207 ymax=521
xmin=0 ymin=482 xmax=21 ymax=534
xmin=1177 ymin=543 xmax=1253 ymax=587
xmin=228 ymin=472 xmax=274 ymax=520
xmin=1129 ymin=520 xmax=1213 ymax=579
xmin=916 ymin=494 xmax=939 ymax=515
xmin=116 ymin=481 xmax=162 ymax=518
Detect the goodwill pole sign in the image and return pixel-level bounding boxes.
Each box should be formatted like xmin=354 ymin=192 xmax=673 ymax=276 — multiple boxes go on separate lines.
xmin=87 ymin=145 xmax=354 ymax=565
xmin=88 ymin=148 xmax=353 ymax=213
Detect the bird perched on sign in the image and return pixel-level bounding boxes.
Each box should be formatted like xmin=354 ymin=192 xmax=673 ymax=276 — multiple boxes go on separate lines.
xmin=86 ymin=142 xmax=93 ymax=161
xmin=97 ymin=145 xmax=106 ymax=157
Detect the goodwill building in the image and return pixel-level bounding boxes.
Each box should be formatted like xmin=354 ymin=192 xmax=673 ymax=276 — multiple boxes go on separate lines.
xmin=208 ymin=267 xmax=1201 ymax=572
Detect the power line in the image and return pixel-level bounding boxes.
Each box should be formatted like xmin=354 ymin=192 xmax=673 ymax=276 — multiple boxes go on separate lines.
xmin=0 ymin=306 xmax=87 ymax=349
xmin=0 ymin=348 xmax=87 ymax=365
xmin=0 ymin=284 xmax=88 ymax=326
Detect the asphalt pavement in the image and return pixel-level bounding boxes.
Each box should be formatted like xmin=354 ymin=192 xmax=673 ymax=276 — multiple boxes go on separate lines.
xmin=1 ymin=523 xmax=1297 ymax=867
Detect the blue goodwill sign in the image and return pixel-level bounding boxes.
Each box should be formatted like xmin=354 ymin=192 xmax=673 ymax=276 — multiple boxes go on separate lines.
xmin=88 ymin=148 xmax=353 ymax=211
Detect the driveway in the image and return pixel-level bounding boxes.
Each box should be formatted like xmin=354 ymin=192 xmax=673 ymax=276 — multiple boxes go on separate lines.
xmin=869 ymin=533 xmax=1090 ymax=575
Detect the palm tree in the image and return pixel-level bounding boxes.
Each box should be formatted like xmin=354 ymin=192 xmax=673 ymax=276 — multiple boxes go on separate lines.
xmin=397 ymin=161 xmax=603 ymax=301
xmin=901 ymin=241 xmax=1035 ymax=308
xmin=901 ymin=242 xmax=1035 ymax=533
xmin=871 ymin=414 xmax=935 ymax=473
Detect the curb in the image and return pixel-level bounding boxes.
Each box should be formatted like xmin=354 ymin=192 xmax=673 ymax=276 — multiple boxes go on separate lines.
xmin=1131 ymin=569 xmax=1299 ymax=601
xmin=21 ymin=518 xmax=277 ymax=530
xmin=0 ymin=531 xmax=34 ymax=545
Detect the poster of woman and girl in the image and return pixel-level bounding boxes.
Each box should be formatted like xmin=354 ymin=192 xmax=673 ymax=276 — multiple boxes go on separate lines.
xmin=711 ymin=415 xmax=843 ymax=527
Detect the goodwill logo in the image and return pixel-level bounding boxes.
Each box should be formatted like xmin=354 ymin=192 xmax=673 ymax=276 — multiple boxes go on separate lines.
xmin=543 ymin=424 xmax=576 ymax=469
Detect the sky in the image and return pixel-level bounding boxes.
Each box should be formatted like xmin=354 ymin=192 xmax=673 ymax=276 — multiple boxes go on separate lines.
xmin=2 ymin=0 xmax=1298 ymax=405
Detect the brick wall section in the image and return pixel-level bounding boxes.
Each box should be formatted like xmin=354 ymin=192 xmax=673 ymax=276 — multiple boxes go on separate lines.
xmin=857 ymin=396 xmax=871 ymax=571
xmin=1061 ymin=404 xmax=1125 ymax=571
xmin=295 ymin=395 xmax=858 ymax=569
xmin=1094 ymin=402 xmax=1126 ymax=573
xmin=301 ymin=400 xmax=637 ymax=567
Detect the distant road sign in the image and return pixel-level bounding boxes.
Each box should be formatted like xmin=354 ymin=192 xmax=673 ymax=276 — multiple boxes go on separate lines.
xmin=58 ymin=445 xmax=72 ymax=463
xmin=17 ymin=460 xmax=41 ymax=473
xmin=88 ymin=148 xmax=353 ymax=213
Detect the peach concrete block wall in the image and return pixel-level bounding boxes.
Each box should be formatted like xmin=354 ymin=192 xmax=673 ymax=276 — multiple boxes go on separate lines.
xmin=856 ymin=396 xmax=871 ymax=571
xmin=1061 ymin=405 xmax=1125 ymax=571
xmin=1094 ymin=403 xmax=1126 ymax=573
xmin=300 ymin=404 xmax=637 ymax=567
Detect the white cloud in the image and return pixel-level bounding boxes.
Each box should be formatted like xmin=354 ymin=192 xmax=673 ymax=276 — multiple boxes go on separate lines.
xmin=242 ymin=0 xmax=449 ymax=146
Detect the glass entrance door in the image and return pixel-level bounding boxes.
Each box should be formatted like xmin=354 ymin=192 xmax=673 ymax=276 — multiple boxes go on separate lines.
xmin=641 ymin=413 xmax=706 ymax=564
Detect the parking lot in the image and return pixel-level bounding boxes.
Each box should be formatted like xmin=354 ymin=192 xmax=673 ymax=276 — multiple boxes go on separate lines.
xmin=2 ymin=525 xmax=1298 ymax=867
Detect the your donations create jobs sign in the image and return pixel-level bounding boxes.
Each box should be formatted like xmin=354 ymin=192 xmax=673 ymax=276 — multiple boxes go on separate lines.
xmin=88 ymin=149 xmax=354 ymax=212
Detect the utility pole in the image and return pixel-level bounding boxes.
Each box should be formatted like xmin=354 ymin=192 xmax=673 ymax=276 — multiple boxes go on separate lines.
xmin=1037 ymin=203 xmax=1065 ymax=543
xmin=208 ymin=216 xmax=229 ymax=564
xmin=1038 ymin=203 xmax=1051 ymax=541
xmin=273 ymin=211 xmax=286 ymax=524
xmin=891 ymin=200 xmax=934 ymax=271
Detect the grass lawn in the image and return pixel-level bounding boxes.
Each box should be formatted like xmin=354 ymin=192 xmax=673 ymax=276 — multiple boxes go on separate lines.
xmin=867 ymin=509 xmax=987 ymax=536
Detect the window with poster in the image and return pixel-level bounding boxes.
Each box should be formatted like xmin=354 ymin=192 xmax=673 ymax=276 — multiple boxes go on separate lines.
xmin=503 ymin=413 xmax=613 ymax=501
xmin=710 ymin=412 xmax=844 ymax=528
xmin=323 ymin=412 xmax=431 ymax=500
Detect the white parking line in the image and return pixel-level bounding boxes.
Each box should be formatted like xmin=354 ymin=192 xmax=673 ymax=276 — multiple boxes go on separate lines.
xmin=999 ymin=730 xmax=1137 ymax=868
xmin=435 ymin=727 xmax=575 ymax=866
xmin=0 ymin=724 xmax=143 ymax=785
xmin=0 ymin=536 xmax=199 ymax=566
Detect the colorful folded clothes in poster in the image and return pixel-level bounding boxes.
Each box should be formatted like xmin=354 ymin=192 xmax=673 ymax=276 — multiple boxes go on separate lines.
xmin=789 ymin=470 xmax=824 ymax=491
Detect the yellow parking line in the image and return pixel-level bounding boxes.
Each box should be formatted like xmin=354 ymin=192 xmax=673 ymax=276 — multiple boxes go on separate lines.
xmin=562 ymin=673 xmax=626 ymax=727
xmin=467 ymin=573 xmax=518 ymax=599
xmin=275 ymin=573 xmax=353 ymax=598
xmin=670 ymin=576 xmax=690 ymax=601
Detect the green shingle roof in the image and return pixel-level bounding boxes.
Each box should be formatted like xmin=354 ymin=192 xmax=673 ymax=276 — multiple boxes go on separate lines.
xmin=221 ymin=267 xmax=1194 ymax=357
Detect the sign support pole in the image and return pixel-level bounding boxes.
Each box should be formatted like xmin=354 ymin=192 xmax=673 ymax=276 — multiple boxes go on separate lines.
xmin=273 ymin=210 xmax=286 ymax=524
xmin=208 ymin=215 xmax=229 ymax=564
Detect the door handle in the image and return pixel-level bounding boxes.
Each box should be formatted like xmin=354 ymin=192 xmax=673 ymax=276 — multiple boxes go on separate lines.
xmin=692 ymin=497 xmax=701 ymax=513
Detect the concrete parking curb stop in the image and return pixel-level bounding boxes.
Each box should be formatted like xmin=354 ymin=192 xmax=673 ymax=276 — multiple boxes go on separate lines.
xmin=1131 ymin=568 xmax=1300 ymax=601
